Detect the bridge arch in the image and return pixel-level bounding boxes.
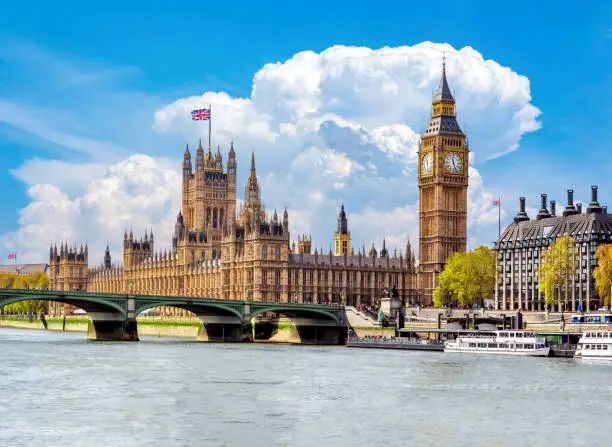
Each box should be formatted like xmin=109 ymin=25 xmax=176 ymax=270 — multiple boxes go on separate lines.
xmin=0 ymin=293 xmax=127 ymax=318
xmin=249 ymin=305 xmax=340 ymax=323
xmin=134 ymin=300 xmax=243 ymax=322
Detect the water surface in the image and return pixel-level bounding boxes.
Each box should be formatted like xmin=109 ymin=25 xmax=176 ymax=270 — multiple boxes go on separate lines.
xmin=0 ymin=329 xmax=610 ymax=446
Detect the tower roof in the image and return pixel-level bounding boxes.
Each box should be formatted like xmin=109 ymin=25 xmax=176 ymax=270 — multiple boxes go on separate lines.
xmin=432 ymin=59 xmax=454 ymax=103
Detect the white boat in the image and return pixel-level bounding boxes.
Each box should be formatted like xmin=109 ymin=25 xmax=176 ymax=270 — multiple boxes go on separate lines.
xmin=575 ymin=330 xmax=612 ymax=358
xmin=444 ymin=330 xmax=550 ymax=357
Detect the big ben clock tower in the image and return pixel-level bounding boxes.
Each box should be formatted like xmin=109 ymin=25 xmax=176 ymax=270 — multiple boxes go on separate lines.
xmin=418 ymin=60 xmax=468 ymax=304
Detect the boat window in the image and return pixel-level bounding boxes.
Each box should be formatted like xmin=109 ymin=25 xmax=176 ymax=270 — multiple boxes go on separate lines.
xmin=585 ymin=345 xmax=590 ymax=350
xmin=469 ymin=343 xmax=476 ymax=348
xmin=604 ymin=345 xmax=609 ymax=350
xmin=597 ymin=333 xmax=603 ymax=338
xmin=597 ymin=345 xmax=602 ymax=350
xmin=516 ymin=333 xmax=523 ymax=338
xmin=516 ymin=344 xmax=524 ymax=349
xmin=524 ymin=344 xmax=533 ymax=349
xmin=487 ymin=343 xmax=497 ymax=348
xmin=477 ymin=343 xmax=487 ymax=348
xmin=499 ymin=343 xmax=508 ymax=348
xmin=498 ymin=333 xmax=506 ymax=338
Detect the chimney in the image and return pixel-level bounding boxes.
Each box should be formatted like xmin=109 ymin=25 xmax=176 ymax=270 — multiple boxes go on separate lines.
xmin=587 ymin=185 xmax=602 ymax=214
xmin=563 ymin=189 xmax=577 ymax=216
xmin=514 ymin=196 xmax=530 ymax=223
xmin=550 ymin=200 xmax=556 ymax=217
xmin=576 ymin=203 xmax=582 ymax=214
xmin=536 ymin=194 xmax=551 ymax=220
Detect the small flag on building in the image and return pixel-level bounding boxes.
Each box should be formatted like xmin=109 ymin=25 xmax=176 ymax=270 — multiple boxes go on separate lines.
xmin=191 ymin=108 xmax=211 ymax=121
xmin=493 ymin=200 xmax=500 ymax=206
xmin=7 ymin=253 xmax=16 ymax=260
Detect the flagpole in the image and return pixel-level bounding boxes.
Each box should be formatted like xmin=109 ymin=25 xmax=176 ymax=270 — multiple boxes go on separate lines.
xmin=208 ymin=104 xmax=212 ymax=148
xmin=498 ymin=196 xmax=501 ymax=238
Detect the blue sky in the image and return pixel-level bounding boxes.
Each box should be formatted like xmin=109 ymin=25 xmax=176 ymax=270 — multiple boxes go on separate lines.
xmin=1 ymin=1 xmax=612 ymax=263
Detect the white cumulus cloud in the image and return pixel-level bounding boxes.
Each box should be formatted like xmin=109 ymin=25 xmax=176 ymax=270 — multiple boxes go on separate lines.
xmin=3 ymin=42 xmax=542 ymax=263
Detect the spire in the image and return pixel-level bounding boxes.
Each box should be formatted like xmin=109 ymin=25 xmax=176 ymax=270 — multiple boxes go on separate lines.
xmin=336 ymin=204 xmax=348 ymax=235
xmin=381 ymin=238 xmax=388 ymax=257
xmin=250 ymin=151 xmax=256 ymax=175
xmin=229 ymin=140 xmax=235 ymax=156
xmin=433 ymin=56 xmax=454 ymax=103
xmin=104 ymin=244 xmax=112 ymax=269
xmin=184 ymin=143 xmax=191 ymax=157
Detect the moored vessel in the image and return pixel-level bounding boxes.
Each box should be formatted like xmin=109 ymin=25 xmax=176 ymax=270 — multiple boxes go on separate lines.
xmin=444 ymin=330 xmax=550 ymax=357
xmin=575 ymin=330 xmax=612 ymax=358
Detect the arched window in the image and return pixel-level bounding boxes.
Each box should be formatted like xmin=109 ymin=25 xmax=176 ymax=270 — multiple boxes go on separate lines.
xmin=262 ymin=245 xmax=268 ymax=260
xmin=206 ymin=208 xmax=211 ymax=227
xmin=276 ymin=246 xmax=281 ymax=260
xmin=213 ymin=208 xmax=218 ymax=228
xmin=212 ymin=249 xmax=216 ymax=260
xmin=219 ymin=208 xmax=224 ymax=228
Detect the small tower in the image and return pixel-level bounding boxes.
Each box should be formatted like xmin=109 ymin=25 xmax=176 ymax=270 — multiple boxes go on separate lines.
xmin=104 ymin=244 xmax=112 ymax=269
xmin=334 ymin=204 xmax=351 ymax=256
xmin=183 ymin=143 xmax=192 ymax=178
xmin=297 ymin=234 xmax=312 ymax=254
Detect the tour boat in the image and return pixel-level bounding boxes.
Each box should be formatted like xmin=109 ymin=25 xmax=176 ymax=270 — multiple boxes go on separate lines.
xmin=444 ymin=331 xmax=550 ymax=357
xmin=575 ymin=331 xmax=612 ymax=359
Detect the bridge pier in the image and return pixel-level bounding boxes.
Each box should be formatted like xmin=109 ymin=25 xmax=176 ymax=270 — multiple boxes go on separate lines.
xmin=86 ymin=315 xmax=139 ymax=341
xmin=196 ymin=316 xmax=252 ymax=342
xmin=252 ymin=318 xmax=347 ymax=345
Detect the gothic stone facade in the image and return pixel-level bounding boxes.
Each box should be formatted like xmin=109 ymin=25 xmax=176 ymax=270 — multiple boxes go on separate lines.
xmin=494 ymin=187 xmax=612 ymax=312
xmin=417 ymin=61 xmax=469 ymax=303
xmin=49 ymin=141 xmax=418 ymax=315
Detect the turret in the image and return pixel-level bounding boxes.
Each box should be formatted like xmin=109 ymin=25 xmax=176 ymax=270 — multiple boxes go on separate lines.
xmin=563 ymin=189 xmax=578 ymax=216
xmin=195 ymin=138 xmax=204 ymax=171
xmin=587 ymin=185 xmax=602 ymax=214
xmin=227 ymin=140 xmax=237 ymax=183
xmin=215 ymin=145 xmax=223 ymax=170
xmin=104 ymin=244 xmax=112 ymax=269
xmin=380 ymin=238 xmax=388 ymax=258
xmin=550 ymin=200 xmax=556 ymax=217
xmin=283 ymin=207 xmax=289 ymax=232
xmin=369 ymin=243 xmax=377 ymax=258
xmin=514 ymin=197 xmax=530 ymax=223
xmin=183 ymin=143 xmax=192 ymax=177
xmin=536 ymin=194 xmax=551 ymax=220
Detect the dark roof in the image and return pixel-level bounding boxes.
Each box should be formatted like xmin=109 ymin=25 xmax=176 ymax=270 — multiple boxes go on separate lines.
xmin=289 ymin=254 xmax=405 ymax=269
xmin=423 ymin=116 xmax=464 ymax=136
xmin=495 ymin=211 xmax=612 ymax=248
xmin=433 ymin=63 xmax=454 ymax=103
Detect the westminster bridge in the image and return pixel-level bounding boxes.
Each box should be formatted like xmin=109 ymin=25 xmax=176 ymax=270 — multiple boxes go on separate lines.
xmin=0 ymin=289 xmax=348 ymax=344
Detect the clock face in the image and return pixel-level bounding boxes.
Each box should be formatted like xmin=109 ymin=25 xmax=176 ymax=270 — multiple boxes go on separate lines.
xmin=445 ymin=152 xmax=462 ymax=174
xmin=421 ymin=153 xmax=433 ymax=175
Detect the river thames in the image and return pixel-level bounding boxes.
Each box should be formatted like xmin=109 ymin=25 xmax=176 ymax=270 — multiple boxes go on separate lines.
xmin=1 ymin=329 xmax=611 ymax=446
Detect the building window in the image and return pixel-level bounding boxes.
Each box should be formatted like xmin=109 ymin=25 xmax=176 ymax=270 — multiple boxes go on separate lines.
xmin=262 ymin=245 xmax=268 ymax=260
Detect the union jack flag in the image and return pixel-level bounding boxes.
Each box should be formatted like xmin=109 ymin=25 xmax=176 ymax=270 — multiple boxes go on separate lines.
xmin=8 ymin=253 xmax=16 ymax=260
xmin=191 ymin=108 xmax=211 ymax=121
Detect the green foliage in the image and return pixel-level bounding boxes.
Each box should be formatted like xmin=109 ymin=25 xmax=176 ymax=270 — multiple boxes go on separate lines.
xmin=594 ymin=244 xmax=612 ymax=306
xmin=0 ymin=272 xmax=50 ymax=315
xmin=538 ymin=234 xmax=577 ymax=309
xmin=433 ymin=246 xmax=496 ymax=308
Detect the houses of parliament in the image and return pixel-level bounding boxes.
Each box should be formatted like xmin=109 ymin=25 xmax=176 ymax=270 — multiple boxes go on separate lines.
xmin=48 ymin=63 xmax=469 ymax=313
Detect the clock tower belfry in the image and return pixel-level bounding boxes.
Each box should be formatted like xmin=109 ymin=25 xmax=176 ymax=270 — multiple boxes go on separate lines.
xmin=417 ymin=60 xmax=469 ymax=304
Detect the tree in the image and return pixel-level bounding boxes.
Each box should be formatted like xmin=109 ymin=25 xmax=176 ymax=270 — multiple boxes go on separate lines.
xmin=538 ymin=234 xmax=577 ymax=311
xmin=0 ymin=272 xmax=50 ymax=316
xmin=433 ymin=246 xmax=496 ymax=308
xmin=593 ymin=244 xmax=612 ymax=307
